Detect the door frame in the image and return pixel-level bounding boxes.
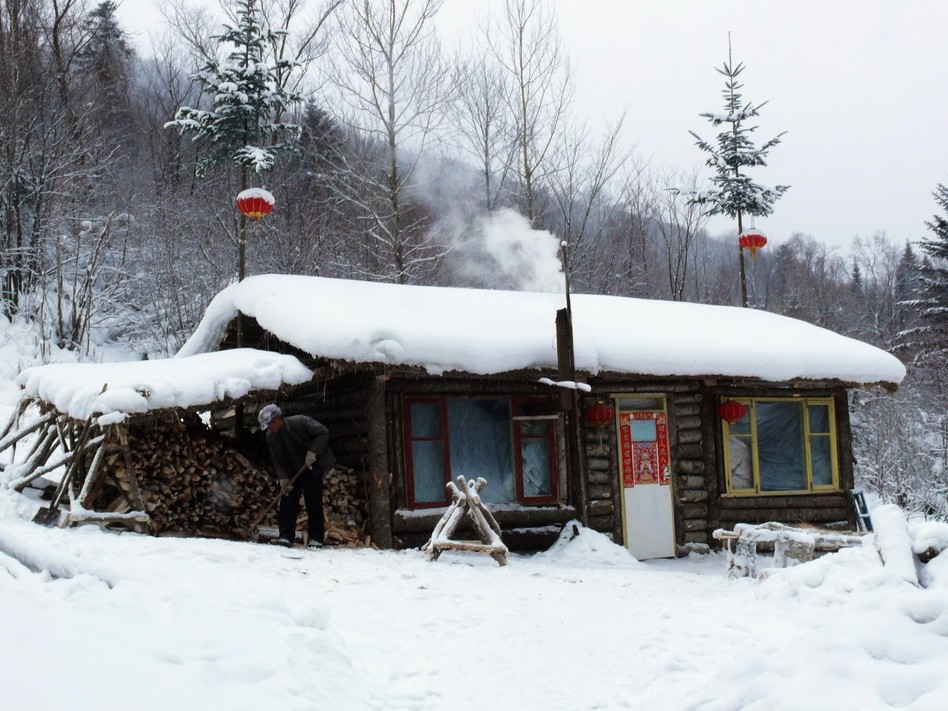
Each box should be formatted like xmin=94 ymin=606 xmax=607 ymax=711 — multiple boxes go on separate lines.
xmin=613 ymin=394 xmax=677 ymax=559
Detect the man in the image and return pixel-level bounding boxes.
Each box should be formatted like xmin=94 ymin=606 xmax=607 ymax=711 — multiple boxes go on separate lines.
xmin=258 ymin=404 xmax=335 ymax=548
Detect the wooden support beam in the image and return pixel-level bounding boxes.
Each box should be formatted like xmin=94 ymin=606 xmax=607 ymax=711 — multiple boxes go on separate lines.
xmin=8 ymin=434 xmax=106 ymax=491
xmin=77 ymin=434 xmax=110 ymax=508
xmin=0 ymin=411 xmax=56 ymax=458
xmin=0 ymin=396 xmax=30 ymax=442
xmin=115 ymin=426 xmax=144 ymax=509
xmin=10 ymin=428 xmax=59 ymax=491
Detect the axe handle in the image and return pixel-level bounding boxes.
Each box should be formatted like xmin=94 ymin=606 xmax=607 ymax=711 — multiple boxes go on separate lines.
xmin=249 ymin=461 xmax=310 ymax=531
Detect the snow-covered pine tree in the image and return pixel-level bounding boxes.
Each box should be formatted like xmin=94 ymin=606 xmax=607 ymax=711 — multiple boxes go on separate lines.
xmin=76 ymin=1 xmax=136 ymax=180
xmin=165 ymin=0 xmax=302 ymax=293
xmin=77 ymin=1 xmax=133 ymax=97
xmin=916 ymin=184 xmax=948 ymax=370
xmin=166 ymin=0 xmax=301 ymax=179
xmin=894 ymin=241 xmax=922 ymax=339
xmin=689 ymin=39 xmax=788 ymax=307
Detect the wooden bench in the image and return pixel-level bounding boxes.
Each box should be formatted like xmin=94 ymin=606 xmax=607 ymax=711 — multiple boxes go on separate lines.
xmin=713 ymin=522 xmax=866 ymax=579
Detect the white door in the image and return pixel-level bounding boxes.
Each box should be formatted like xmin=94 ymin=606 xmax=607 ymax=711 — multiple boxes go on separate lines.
xmin=619 ymin=408 xmax=676 ymax=559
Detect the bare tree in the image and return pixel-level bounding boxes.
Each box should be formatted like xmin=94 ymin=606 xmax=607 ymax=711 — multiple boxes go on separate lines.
xmin=488 ymin=0 xmax=573 ymax=225
xmin=548 ymin=115 xmax=630 ymax=293
xmin=850 ymin=232 xmax=901 ymax=345
xmin=260 ymin=0 xmax=342 ymax=100
xmin=452 ymin=52 xmax=514 ymax=212
xmin=326 ymin=0 xmax=453 ymax=283
xmin=644 ymin=168 xmax=707 ymax=301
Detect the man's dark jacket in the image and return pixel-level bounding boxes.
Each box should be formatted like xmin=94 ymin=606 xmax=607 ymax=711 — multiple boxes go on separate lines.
xmin=265 ymin=415 xmax=335 ymax=481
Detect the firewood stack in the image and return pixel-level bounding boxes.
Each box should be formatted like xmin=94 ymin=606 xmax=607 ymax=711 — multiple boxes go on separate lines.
xmin=89 ymin=418 xmax=368 ymax=545
xmin=322 ymin=466 xmax=368 ymax=547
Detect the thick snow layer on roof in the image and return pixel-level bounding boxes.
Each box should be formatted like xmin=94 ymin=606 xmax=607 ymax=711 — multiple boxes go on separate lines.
xmin=178 ymin=275 xmax=906 ymax=386
xmin=15 ymin=349 xmax=313 ymax=421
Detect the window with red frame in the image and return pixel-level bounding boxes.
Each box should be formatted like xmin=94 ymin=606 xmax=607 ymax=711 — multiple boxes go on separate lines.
xmin=404 ymin=396 xmax=559 ymax=508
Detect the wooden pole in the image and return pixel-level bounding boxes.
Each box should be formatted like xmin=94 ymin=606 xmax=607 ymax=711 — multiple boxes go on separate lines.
xmin=737 ymin=209 xmax=748 ymax=308
xmin=559 ymin=242 xmax=588 ymax=525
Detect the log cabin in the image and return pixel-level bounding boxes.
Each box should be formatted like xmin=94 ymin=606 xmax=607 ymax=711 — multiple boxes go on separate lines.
xmin=173 ymin=274 xmax=906 ymax=558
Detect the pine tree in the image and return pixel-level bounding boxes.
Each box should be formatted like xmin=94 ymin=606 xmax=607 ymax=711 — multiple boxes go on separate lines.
xmin=894 ymin=241 xmax=921 ymax=334
xmin=166 ymin=0 xmax=301 ymax=180
xmin=77 ymin=1 xmax=135 ymax=175
xmin=851 ymin=259 xmax=863 ymax=292
xmin=165 ymin=0 xmax=302 ymax=310
xmin=165 ymin=0 xmax=302 ymax=353
xmin=77 ymin=1 xmax=133 ymax=96
xmin=690 ymin=39 xmax=788 ymax=307
xmin=916 ymin=184 xmax=948 ymax=366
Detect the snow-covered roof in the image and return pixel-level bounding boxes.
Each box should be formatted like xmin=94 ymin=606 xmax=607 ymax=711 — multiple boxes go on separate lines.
xmin=16 ymin=349 xmax=312 ymax=422
xmin=178 ymin=275 xmax=905 ymax=388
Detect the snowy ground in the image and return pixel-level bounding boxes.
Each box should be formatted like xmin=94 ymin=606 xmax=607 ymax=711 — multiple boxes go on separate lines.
xmin=2 ymin=485 xmax=948 ymax=711
xmin=2 ymin=317 xmax=947 ymax=710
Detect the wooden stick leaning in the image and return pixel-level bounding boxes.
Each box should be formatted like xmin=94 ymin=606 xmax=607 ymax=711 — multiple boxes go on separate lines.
xmin=243 ymin=460 xmax=311 ymax=540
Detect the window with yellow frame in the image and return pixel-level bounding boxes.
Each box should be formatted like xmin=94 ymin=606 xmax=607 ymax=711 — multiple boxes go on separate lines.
xmin=722 ymin=397 xmax=839 ymax=495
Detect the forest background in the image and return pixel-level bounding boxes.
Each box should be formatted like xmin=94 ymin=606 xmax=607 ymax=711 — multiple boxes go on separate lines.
xmin=1 ymin=0 xmax=946 ymax=519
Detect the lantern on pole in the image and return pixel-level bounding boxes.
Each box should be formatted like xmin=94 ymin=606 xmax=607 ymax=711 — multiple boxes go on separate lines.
xmin=236 ymin=188 xmax=275 ymax=219
xmin=738 ymin=227 xmax=767 ymax=258
xmin=716 ymin=399 xmax=747 ymax=425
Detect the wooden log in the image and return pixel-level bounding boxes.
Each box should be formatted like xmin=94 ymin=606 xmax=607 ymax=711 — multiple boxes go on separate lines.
xmin=587 ymin=484 xmax=612 ymax=499
xmin=677 ymin=429 xmax=702 ymax=445
xmin=676 ymin=460 xmax=706 ymax=475
xmin=718 ymin=494 xmax=849 ymax=509
xmin=428 ymin=535 xmax=509 ymax=563
xmin=10 ymin=433 xmax=106 ymax=491
xmin=587 ymin=470 xmax=611 ymax=485
xmin=10 ymin=428 xmax=59 ymax=491
xmin=0 ymin=412 xmax=56 ymax=452
xmin=679 ymin=489 xmax=709 ymax=503
xmin=586 ymin=458 xmax=610 ymax=472
xmin=673 ymin=402 xmax=701 ymax=417
xmin=394 ymin=504 xmax=576 ymax=534
xmin=0 ymin=396 xmax=32 ymax=443
xmin=675 ymin=443 xmax=703 ymax=459
xmin=588 ymin=500 xmax=614 ymax=516
xmin=676 ymin=416 xmax=702 ymax=431
xmin=678 ymin=475 xmax=705 ymax=489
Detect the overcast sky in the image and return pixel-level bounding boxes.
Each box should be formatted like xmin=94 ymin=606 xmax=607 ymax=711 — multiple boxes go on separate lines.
xmin=117 ymin=0 xmax=948 ymax=250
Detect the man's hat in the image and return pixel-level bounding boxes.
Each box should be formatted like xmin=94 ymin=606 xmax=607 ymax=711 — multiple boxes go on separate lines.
xmin=258 ymin=404 xmax=282 ymax=430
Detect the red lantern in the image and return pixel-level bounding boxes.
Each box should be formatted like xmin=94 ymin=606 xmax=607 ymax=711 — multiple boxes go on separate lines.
xmin=236 ymin=188 xmax=275 ymax=219
xmin=716 ymin=400 xmax=747 ymax=425
xmin=739 ymin=227 xmax=767 ymax=257
xmin=584 ymin=401 xmax=615 ymax=428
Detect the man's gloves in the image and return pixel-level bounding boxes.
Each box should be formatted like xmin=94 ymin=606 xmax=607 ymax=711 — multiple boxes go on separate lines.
xmin=305 ymin=450 xmax=318 ymax=468
xmin=279 ymin=479 xmax=292 ymax=495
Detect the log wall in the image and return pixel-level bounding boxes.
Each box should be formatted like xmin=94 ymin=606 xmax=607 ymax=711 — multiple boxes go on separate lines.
xmin=577 ymin=381 xmax=857 ymax=554
xmin=579 ymin=382 xmax=708 ymax=547
xmin=581 ymin=415 xmax=619 ymax=538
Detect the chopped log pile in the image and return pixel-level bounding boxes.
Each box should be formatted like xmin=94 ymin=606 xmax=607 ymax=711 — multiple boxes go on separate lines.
xmin=89 ymin=419 xmax=267 ymax=535
xmin=82 ymin=418 xmax=369 ymax=546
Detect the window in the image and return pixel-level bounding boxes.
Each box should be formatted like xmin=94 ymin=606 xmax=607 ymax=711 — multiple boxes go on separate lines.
xmin=722 ymin=397 xmax=839 ymax=495
xmin=404 ymin=396 xmax=559 ymax=508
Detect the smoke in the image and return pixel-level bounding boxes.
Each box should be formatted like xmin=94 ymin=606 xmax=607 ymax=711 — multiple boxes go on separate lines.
xmin=432 ymin=203 xmax=565 ymax=293
xmin=409 ymin=155 xmax=563 ymax=292
xmin=474 ymin=209 xmax=564 ymax=293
